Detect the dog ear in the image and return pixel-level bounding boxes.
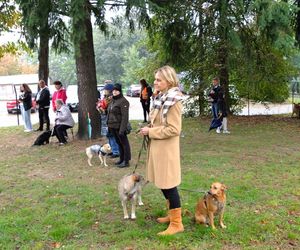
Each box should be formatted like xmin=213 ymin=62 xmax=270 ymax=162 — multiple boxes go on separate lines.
xmin=132 ymin=174 xmax=141 ymax=182
xmin=221 ymin=184 xmax=227 ymax=191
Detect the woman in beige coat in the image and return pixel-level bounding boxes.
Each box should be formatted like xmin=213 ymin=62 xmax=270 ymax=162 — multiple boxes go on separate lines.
xmin=140 ymin=65 xmax=184 ymax=236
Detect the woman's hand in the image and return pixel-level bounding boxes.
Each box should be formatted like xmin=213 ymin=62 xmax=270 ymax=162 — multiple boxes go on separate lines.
xmin=140 ymin=126 xmax=149 ymax=136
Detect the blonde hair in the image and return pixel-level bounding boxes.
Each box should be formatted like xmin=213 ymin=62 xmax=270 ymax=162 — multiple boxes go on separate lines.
xmin=155 ymin=65 xmax=179 ymax=88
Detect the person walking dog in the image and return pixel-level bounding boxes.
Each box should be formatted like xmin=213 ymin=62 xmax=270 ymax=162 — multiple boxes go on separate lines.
xmin=140 ymin=65 xmax=184 ymax=236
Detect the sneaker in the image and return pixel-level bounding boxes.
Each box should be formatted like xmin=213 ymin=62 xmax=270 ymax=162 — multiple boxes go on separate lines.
xmin=216 ymin=127 xmax=221 ymax=134
xmin=223 ymin=130 xmax=230 ymax=134
xmin=59 ymin=142 xmax=67 ymax=146
xmin=24 ymin=129 xmax=32 ymax=132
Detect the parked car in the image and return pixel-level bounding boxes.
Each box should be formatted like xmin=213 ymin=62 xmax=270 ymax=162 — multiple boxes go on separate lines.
xmin=126 ymin=84 xmax=141 ymax=97
xmin=6 ymin=98 xmax=37 ymax=114
xmin=66 ymin=85 xmax=79 ymax=112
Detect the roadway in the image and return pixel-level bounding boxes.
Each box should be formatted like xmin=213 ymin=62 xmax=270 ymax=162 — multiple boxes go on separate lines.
xmin=0 ymin=96 xmax=144 ymax=128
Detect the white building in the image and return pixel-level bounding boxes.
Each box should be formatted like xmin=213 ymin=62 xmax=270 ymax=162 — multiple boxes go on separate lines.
xmin=0 ymin=74 xmax=54 ymax=100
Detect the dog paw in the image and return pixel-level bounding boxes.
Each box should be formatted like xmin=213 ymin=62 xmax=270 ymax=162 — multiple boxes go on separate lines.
xmin=220 ymin=224 xmax=227 ymax=229
xmin=138 ymin=202 xmax=144 ymax=206
xmin=104 ymin=164 xmax=108 ymax=167
xmin=131 ymin=214 xmax=136 ymax=220
xmin=124 ymin=215 xmax=129 ymax=220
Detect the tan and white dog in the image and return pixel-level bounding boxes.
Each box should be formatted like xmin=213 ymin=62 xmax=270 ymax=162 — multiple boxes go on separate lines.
xmin=195 ymin=182 xmax=227 ymax=229
xmin=85 ymin=143 xmax=112 ymax=167
xmin=118 ymin=173 xmax=145 ymax=220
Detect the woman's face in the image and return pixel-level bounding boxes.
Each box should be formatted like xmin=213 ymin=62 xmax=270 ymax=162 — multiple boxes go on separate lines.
xmin=20 ymin=86 xmax=24 ymax=92
xmin=112 ymin=89 xmax=120 ymax=96
xmin=154 ymin=72 xmax=169 ymax=92
xmin=55 ymin=84 xmax=61 ymax=90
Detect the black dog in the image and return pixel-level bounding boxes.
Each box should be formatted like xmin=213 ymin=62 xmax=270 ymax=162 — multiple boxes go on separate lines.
xmin=33 ymin=130 xmax=52 ymax=146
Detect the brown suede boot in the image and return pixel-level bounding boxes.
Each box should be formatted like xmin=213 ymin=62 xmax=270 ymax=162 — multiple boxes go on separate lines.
xmin=157 ymin=200 xmax=170 ymax=224
xmin=157 ymin=208 xmax=184 ymax=236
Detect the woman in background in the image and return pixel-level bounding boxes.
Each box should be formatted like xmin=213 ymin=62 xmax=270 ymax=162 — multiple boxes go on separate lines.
xmin=140 ymin=79 xmax=152 ymax=122
xmin=19 ymin=84 xmax=33 ymax=132
xmin=52 ymin=80 xmax=67 ymax=112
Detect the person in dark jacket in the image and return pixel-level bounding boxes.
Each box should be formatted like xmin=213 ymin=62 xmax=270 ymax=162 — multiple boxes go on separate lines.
xmin=19 ymin=83 xmax=33 ymax=132
xmin=107 ymin=83 xmax=131 ymax=168
xmin=208 ymin=77 xmax=221 ymax=119
xmin=35 ymin=80 xmax=50 ymax=131
xmin=140 ymin=79 xmax=153 ymax=122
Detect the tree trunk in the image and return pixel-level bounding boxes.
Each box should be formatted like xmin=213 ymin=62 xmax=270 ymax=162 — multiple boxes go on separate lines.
xmin=38 ymin=30 xmax=49 ymax=85
xmin=217 ymin=0 xmax=231 ymax=114
xmin=218 ymin=44 xmax=230 ymax=114
xmin=296 ymin=0 xmax=300 ymax=47
xmin=73 ymin=2 xmax=100 ymax=140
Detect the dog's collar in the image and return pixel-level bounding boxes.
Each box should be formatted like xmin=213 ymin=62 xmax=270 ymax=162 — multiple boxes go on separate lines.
xmin=99 ymin=146 xmax=108 ymax=155
xmin=204 ymin=191 xmax=225 ymax=212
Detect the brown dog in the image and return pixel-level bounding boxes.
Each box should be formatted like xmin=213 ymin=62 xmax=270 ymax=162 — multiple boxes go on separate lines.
xmin=195 ymin=182 xmax=227 ymax=229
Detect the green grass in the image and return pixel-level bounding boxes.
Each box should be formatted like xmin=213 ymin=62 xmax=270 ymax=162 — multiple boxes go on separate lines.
xmin=0 ymin=116 xmax=299 ymax=249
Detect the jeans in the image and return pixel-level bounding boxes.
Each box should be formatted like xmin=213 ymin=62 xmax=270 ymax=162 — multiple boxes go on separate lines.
xmin=211 ymin=102 xmax=219 ymax=119
xmin=101 ymin=114 xmax=108 ymax=136
xmin=107 ymin=131 xmax=120 ymax=155
xmin=20 ymin=105 xmax=32 ymax=130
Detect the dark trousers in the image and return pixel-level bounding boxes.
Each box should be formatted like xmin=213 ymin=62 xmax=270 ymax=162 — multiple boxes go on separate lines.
xmin=38 ymin=107 xmax=50 ymax=130
xmin=110 ymin=128 xmax=131 ymax=163
xmin=141 ymin=100 xmax=150 ymax=122
xmin=161 ymin=187 xmax=181 ymax=209
xmin=54 ymin=124 xmax=72 ymax=143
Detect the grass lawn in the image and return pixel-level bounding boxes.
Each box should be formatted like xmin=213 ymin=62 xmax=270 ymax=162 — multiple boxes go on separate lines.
xmin=0 ymin=116 xmax=299 ymax=249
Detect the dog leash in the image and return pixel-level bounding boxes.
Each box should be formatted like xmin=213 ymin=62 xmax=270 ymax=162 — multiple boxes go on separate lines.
xmin=132 ymin=135 xmax=148 ymax=174
xmin=179 ymin=187 xmax=207 ymax=193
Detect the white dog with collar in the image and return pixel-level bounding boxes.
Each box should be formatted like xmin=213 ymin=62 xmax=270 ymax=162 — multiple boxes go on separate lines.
xmin=86 ymin=143 xmax=112 ymax=167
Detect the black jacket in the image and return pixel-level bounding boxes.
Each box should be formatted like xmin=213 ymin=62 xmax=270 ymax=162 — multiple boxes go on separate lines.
xmin=107 ymin=94 xmax=129 ymax=134
xmin=209 ymin=85 xmax=221 ymax=103
xmin=19 ymin=92 xmax=32 ymax=111
xmin=36 ymin=87 xmax=50 ymax=108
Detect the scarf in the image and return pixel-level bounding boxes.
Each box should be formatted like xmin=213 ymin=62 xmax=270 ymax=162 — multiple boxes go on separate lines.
xmin=151 ymin=87 xmax=183 ymax=124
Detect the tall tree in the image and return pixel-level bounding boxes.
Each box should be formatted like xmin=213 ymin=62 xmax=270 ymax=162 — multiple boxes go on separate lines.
xmin=17 ymin=0 xmax=70 ymax=83
xmin=70 ymin=0 xmax=102 ymax=139
xmin=0 ymin=0 xmax=23 ymax=58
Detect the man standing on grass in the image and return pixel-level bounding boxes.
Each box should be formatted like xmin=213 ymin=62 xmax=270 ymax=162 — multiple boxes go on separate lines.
xmin=35 ymin=80 xmax=50 ymax=131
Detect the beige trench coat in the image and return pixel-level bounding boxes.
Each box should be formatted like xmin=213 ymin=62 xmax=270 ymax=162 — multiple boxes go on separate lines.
xmin=146 ymin=101 xmax=182 ymax=189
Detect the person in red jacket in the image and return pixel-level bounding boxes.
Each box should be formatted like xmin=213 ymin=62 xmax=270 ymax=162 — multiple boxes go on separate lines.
xmin=52 ymin=81 xmax=67 ymax=111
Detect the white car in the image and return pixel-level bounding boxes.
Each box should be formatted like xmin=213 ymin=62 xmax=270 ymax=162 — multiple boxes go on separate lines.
xmin=66 ymin=85 xmax=79 ymax=112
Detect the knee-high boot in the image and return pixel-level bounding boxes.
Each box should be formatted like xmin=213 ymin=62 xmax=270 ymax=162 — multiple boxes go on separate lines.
xmin=157 ymin=208 xmax=184 ymax=236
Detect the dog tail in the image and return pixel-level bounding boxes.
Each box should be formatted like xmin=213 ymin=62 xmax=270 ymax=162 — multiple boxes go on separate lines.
xmin=183 ymin=208 xmax=195 ymax=222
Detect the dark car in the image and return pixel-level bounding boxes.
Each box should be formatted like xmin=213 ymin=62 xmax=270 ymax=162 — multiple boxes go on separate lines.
xmin=126 ymin=84 xmax=141 ymax=97
xmin=6 ymin=98 xmax=37 ymax=114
